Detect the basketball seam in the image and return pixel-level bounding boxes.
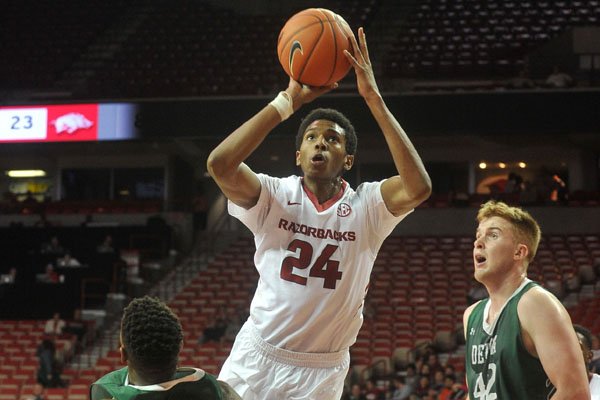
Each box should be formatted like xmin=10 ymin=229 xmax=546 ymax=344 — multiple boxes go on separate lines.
xmin=323 ymin=11 xmax=338 ymax=86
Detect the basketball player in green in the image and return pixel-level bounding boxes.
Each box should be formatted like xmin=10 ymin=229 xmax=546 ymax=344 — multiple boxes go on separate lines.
xmin=90 ymin=296 xmax=240 ymax=400
xmin=463 ymin=201 xmax=589 ymax=399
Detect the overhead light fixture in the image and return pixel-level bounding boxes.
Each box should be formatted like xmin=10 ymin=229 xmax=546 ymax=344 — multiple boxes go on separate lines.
xmin=518 ymin=162 xmax=527 ymax=168
xmin=479 ymin=162 xmax=487 ymax=169
xmin=6 ymin=169 xmax=47 ymax=178
xmin=498 ymin=162 xmax=506 ymax=169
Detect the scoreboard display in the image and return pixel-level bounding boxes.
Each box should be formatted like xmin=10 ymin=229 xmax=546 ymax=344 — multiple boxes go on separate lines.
xmin=0 ymin=103 xmax=139 ymax=142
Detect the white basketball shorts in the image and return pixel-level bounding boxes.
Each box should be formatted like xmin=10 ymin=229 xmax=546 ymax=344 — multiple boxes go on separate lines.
xmin=218 ymin=320 xmax=350 ymax=400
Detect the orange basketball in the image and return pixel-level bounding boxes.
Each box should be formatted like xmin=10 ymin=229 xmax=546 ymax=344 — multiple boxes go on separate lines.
xmin=277 ymin=8 xmax=354 ymax=87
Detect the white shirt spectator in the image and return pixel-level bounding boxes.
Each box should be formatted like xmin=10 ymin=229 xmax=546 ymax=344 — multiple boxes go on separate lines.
xmin=44 ymin=313 xmax=66 ymax=335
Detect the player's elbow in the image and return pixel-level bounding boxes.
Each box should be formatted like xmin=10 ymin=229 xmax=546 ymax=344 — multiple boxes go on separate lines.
xmin=206 ymin=151 xmax=229 ymax=179
xmin=411 ymin=179 xmax=432 ymax=205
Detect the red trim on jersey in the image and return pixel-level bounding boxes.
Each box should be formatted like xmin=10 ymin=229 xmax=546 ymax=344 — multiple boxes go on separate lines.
xmin=301 ymin=178 xmax=347 ymax=212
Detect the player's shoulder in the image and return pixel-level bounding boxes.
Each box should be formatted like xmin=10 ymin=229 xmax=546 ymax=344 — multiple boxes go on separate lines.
xmin=254 ymin=174 xmax=301 ymax=197
xmin=517 ymin=284 xmax=566 ymax=321
xmin=258 ymin=173 xmax=299 ymax=187
xmin=519 ymin=284 xmax=557 ymax=306
xmin=463 ymin=300 xmax=484 ymax=322
xmin=354 ymin=180 xmax=381 ymax=197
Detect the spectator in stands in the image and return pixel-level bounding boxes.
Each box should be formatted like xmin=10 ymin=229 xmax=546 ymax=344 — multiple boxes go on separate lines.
xmin=40 ymin=236 xmax=65 ymax=255
xmin=403 ymin=363 xmax=419 ymax=389
xmin=90 ymin=296 xmax=240 ymax=399
xmin=207 ymin=27 xmax=431 ymax=399
xmin=345 ymin=383 xmax=366 ymax=400
xmin=56 ymin=252 xmax=81 ymax=268
xmin=463 ymin=201 xmax=589 ymax=399
xmin=96 ymin=234 xmax=115 ymax=254
xmin=36 ymin=338 xmax=63 ymax=388
xmin=44 ymin=312 xmax=66 ymax=336
xmin=419 ymin=363 xmax=431 ymax=380
xmin=414 ymin=375 xmax=431 ymax=398
xmin=574 ymin=324 xmax=600 ymax=398
xmin=25 ymin=382 xmax=47 ymax=400
xmin=546 ymin=65 xmax=574 ymax=88
xmin=198 ymin=306 xmax=228 ymax=344
xmin=390 ymin=376 xmax=412 ymax=400
xmin=222 ymin=308 xmax=247 ymax=344
xmin=0 ymin=267 xmax=17 ymax=284
xmin=64 ymin=308 xmax=88 ymax=352
xmin=437 ymin=374 xmax=455 ymax=400
xmin=0 ymin=266 xmax=16 ymax=299
xmin=431 ymin=369 xmax=445 ymax=391
xmin=504 ymin=172 xmax=523 ymax=194
xmin=38 ymin=264 xmax=60 ymax=284
xmin=364 ymin=378 xmax=384 ymax=400
xmin=426 ymin=353 xmax=443 ymax=375
xmin=508 ymin=68 xmax=536 ymax=89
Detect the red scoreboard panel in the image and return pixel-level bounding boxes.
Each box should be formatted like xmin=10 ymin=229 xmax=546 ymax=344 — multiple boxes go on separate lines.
xmin=0 ymin=103 xmax=138 ymax=142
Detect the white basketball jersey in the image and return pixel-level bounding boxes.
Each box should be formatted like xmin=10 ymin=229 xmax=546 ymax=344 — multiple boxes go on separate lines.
xmin=591 ymin=373 xmax=600 ymax=400
xmin=228 ymin=174 xmax=411 ymax=353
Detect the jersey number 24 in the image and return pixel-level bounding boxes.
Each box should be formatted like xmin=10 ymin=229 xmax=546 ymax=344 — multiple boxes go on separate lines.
xmin=280 ymin=239 xmax=342 ymax=289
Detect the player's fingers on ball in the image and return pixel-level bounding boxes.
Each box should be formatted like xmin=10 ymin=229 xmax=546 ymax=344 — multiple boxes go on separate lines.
xmin=343 ymin=50 xmax=359 ymax=66
xmin=359 ymin=28 xmax=371 ymax=64
xmin=349 ymin=34 xmax=363 ymax=62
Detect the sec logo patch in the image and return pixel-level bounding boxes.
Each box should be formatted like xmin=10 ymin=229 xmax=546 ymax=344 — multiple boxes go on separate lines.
xmin=337 ymin=202 xmax=352 ymax=217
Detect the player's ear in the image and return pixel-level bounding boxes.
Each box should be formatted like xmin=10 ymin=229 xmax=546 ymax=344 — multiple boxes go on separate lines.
xmin=120 ymin=345 xmax=128 ymax=363
xmin=514 ymin=244 xmax=528 ymax=260
xmin=344 ymin=154 xmax=354 ymax=170
xmin=296 ymin=150 xmax=301 ymax=166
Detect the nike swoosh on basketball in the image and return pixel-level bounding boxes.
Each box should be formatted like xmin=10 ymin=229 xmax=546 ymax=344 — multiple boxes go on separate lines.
xmin=289 ymin=40 xmax=303 ymax=77
xmin=287 ymin=201 xmax=301 ymax=205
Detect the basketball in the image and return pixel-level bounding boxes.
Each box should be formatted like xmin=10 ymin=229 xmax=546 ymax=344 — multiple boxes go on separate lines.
xmin=277 ymin=8 xmax=355 ymax=87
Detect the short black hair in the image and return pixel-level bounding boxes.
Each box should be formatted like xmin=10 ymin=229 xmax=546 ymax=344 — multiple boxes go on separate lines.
xmin=574 ymin=324 xmax=593 ymax=350
xmin=296 ymin=108 xmax=357 ymax=155
xmin=121 ymin=296 xmax=183 ymax=383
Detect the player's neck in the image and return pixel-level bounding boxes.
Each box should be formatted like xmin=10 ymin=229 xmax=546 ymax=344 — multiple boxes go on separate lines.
xmin=486 ymin=273 xmax=526 ymax=310
xmin=303 ymin=177 xmax=343 ymax=204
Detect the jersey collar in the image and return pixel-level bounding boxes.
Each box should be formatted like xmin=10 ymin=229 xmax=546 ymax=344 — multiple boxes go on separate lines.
xmin=124 ymin=367 xmax=205 ymax=391
xmin=301 ymin=178 xmax=347 ymax=212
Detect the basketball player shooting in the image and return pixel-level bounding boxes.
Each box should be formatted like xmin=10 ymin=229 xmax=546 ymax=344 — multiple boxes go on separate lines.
xmin=207 ymin=27 xmax=431 ymax=399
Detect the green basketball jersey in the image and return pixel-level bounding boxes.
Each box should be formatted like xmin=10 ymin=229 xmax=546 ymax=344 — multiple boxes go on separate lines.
xmin=465 ymin=281 xmax=555 ymax=400
xmin=90 ymin=367 xmax=225 ymax=400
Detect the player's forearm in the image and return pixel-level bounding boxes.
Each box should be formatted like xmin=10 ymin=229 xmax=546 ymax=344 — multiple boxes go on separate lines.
xmin=207 ymin=104 xmax=281 ymax=179
xmin=366 ymin=95 xmax=431 ymax=201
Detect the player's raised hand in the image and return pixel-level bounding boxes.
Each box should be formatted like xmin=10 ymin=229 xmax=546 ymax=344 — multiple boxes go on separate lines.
xmin=344 ymin=27 xmax=381 ymax=101
xmin=284 ymin=78 xmax=338 ymax=112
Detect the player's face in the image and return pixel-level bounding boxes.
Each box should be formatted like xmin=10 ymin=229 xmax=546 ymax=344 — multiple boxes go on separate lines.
xmin=473 ymin=216 xmax=522 ymax=283
xmin=295 ymin=119 xmax=353 ymax=179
